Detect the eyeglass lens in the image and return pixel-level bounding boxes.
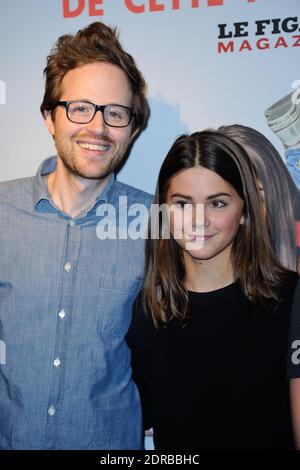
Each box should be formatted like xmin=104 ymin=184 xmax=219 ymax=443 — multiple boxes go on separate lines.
xmin=67 ymin=101 xmax=131 ymax=126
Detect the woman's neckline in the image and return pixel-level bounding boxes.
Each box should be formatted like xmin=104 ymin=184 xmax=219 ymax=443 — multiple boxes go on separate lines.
xmin=187 ymin=281 xmax=236 ymax=295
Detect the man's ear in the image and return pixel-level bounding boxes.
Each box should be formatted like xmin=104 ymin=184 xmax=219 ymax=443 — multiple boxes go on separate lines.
xmin=130 ymin=127 xmax=140 ymax=143
xmin=44 ymin=110 xmax=55 ymax=136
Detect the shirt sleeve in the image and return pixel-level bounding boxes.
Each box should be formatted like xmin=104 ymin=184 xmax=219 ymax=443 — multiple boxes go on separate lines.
xmin=285 ymin=148 xmax=300 ymax=192
xmin=288 ymin=278 xmax=300 ymax=379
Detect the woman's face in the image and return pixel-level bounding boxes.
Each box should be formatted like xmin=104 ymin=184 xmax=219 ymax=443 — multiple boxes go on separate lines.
xmin=166 ymin=167 xmax=244 ymax=264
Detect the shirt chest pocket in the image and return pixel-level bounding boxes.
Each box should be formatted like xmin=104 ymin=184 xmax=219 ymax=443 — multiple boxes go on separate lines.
xmin=97 ymin=274 xmax=142 ymax=336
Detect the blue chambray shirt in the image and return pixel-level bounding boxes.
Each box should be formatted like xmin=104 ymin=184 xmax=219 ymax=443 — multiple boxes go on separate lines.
xmin=285 ymin=148 xmax=300 ymax=191
xmin=0 ymin=156 xmax=152 ymax=450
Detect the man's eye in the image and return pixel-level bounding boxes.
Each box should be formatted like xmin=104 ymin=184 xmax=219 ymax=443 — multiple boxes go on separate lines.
xmin=73 ymin=105 xmax=89 ymax=113
xmin=107 ymin=110 xmax=123 ymax=120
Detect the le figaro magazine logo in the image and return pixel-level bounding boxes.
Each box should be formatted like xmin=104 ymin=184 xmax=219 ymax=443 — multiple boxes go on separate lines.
xmin=218 ymin=16 xmax=300 ymax=54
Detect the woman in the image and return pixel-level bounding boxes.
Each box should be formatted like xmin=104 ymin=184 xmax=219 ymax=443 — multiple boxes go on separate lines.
xmin=127 ymin=130 xmax=298 ymax=450
xmin=219 ymin=125 xmax=299 ymax=272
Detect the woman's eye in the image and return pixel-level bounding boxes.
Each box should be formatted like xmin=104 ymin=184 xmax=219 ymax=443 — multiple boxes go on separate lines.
xmin=174 ymin=200 xmax=191 ymax=209
xmin=209 ymin=200 xmax=226 ymax=209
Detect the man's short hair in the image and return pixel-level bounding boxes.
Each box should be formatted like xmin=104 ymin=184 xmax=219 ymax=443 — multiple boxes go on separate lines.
xmin=40 ymin=22 xmax=150 ymax=135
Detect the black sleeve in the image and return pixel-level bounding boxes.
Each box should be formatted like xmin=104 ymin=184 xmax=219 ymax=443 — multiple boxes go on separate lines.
xmin=288 ymin=278 xmax=300 ymax=379
xmin=126 ymin=293 xmax=153 ymax=430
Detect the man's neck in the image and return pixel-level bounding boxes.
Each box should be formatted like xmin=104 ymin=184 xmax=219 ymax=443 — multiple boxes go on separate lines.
xmin=46 ymin=164 xmax=110 ymax=218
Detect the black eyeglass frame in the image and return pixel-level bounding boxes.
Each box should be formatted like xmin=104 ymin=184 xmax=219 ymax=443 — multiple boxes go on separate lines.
xmin=56 ymin=100 xmax=134 ymax=127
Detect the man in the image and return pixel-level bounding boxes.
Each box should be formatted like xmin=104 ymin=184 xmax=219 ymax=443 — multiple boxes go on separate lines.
xmin=0 ymin=22 xmax=151 ymax=450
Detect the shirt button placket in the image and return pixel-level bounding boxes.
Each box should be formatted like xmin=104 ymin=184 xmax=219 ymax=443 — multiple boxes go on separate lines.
xmin=58 ymin=309 xmax=66 ymax=319
xmin=44 ymin=221 xmax=80 ymax=447
xmin=53 ymin=358 xmax=61 ymax=368
xmin=64 ymin=262 xmax=72 ymax=272
xmin=48 ymin=405 xmax=56 ymax=417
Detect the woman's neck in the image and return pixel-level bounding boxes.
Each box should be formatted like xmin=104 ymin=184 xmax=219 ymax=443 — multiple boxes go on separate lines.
xmin=183 ymin=249 xmax=234 ymax=293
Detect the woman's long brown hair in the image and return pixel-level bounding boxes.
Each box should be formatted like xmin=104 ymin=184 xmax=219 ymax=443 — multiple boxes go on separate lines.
xmin=142 ymin=130 xmax=295 ymax=327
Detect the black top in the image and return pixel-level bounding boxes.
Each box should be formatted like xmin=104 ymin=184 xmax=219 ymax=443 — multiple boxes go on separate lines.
xmin=287 ymin=277 xmax=300 ymax=379
xmin=127 ymin=275 xmax=298 ymax=450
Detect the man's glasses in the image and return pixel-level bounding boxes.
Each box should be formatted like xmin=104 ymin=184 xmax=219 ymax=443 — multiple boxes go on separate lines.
xmin=56 ymin=100 xmax=134 ymax=127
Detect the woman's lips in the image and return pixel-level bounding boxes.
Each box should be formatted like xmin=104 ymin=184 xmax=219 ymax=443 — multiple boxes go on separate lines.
xmin=186 ymin=234 xmax=215 ymax=241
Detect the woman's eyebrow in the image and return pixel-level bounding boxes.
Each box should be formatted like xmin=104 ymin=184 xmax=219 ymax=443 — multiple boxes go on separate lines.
xmin=170 ymin=192 xmax=231 ymax=200
xmin=170 ymin=193 xmax=192 ymax=200
xmin=206 ymin=192 xmax=231 ymax=200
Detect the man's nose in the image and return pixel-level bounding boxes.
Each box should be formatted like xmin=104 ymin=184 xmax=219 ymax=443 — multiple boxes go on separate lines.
xmin=86 ymin=109 xmax=107 ymax=133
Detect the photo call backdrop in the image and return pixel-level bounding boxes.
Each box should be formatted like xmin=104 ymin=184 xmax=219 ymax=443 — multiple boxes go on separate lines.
xmin=0 ymin=0 xmax=299 ymax=191
xmin=0 ymin=0 xmax=299 ymax=452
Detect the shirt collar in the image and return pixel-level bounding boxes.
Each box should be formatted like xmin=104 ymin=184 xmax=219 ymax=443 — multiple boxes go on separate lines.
xmin=33 ymin=156 xmax=117 ymax=214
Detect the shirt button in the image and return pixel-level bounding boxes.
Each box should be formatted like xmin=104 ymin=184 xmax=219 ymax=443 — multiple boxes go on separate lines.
xmin=64 ymin=262 xmax=72 ymax=272
xmin=48 ymin=405 xmax=56 ymax=416
xmin=58 ymin=309 xmax=66 ymax=319
xmin=69 ymin=220 xmax=75 ymax=227
xmin=53 ymin=358 xmax=61 ymax=368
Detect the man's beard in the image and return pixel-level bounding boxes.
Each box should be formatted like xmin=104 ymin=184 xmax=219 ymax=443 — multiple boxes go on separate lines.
xmin=55 ymin=132 xmax=124 ymax=180
xmin=59 ymin=150 xmax=118 ymax=181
